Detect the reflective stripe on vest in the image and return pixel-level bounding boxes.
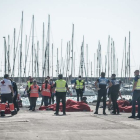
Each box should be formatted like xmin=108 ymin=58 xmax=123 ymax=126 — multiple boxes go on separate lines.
xmin=133 ymin=79 xmax=140 ymax=90
xmin=41 ymin=84 xmax=51 ymax=97
xmin=56 ymin=80 xmax=66 ymax=92
xmin=76 ymin=80 xmax=84 ymax=89
xmin=30 ymin=85 xmax=39 ymax=97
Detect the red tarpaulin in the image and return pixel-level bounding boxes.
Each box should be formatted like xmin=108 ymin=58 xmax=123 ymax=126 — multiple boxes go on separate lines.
xmin=39 ymin=99 xmax=92 ymax=112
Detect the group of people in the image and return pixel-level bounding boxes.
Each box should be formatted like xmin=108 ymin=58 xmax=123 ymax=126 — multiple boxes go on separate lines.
xmin=0 ymin=74 xmax=19 ymax=116
xmin=25 ymin=76 xmax=55 ymax=111
xmin=94 ymin=70 xmax=140 ymax=118
xmin=24 ymin=74 xmax=71 ymax=115
xmin=0 ymin=70 xmax=140 ymax=118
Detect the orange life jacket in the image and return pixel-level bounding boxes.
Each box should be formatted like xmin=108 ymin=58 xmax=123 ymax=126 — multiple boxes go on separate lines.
xmin=41 ymin=84 xmax=51 ymax=97
xmin=30 ymin=85 xmax=39 ymax=97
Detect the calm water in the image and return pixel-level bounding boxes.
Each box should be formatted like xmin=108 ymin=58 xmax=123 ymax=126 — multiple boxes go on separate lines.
xmin=21 ymin=95 xmax=132 ymax=106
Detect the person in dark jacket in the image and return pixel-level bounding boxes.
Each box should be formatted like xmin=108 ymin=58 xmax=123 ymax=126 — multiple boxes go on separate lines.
xmin=10 ymin=79 xmax=19 ymax=112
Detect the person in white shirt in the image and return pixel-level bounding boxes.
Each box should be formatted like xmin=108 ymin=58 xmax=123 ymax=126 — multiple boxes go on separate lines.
xmin=0 ymin=74 xmax=15 ymax=117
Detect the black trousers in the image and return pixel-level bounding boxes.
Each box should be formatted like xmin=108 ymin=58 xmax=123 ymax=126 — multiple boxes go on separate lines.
xmin=1 ymin=93 xmax=13 ymax=103
xmin=30 ymin=97 xmax=37 ymax=109
xmin=49 ymin=93 xmax=55 ymax=105
xmin=111 ymin=92 xmax=119 ymax=113
xmin=76 ymin=89 xmax=83 ymax=101
xmin=95 ymin=89 xmax=107 ymax=112
xmin=28 ymin=93 xmax=31 ymax=108
xmin=56 ymin=92 xmax=66 ymax=114
xmin=13 ymin=94 xmax=19 ymax=111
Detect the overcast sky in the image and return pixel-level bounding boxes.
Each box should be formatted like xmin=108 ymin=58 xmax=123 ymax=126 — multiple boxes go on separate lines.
xmin=0 ymin=0 xmax=140 ymax=78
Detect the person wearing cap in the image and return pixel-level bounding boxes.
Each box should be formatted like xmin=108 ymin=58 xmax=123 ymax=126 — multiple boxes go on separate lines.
xmin=53 ymin=74 xmax=71 ymax=115
xmin=94 ymin=72 xmax=112 ymax=115
xmin=25 ymin=76 xmax=33 ymax=110
xmin=28 ymin=79 xmax=40 ymax=111
xmin=129 ymin=70 xmax=140 ymax=118
xmin=74 ymin=76 xmax=85 ymax=101
xmin=110 ymin=74 xmax=122 ymax=115
xmin=0 ymin=74 xmax=15 ymax=116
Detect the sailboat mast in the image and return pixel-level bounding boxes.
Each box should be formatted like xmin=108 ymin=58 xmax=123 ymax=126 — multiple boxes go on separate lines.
xmin=86 ymin=44 xmax=88 ymax=78
xmin=111 ymin=39 xmax=112 ymax=75
xmin=13 ymin=28 xmax=16 ymax=79
xmin=32 ymin=15 xmax=34 ymax=77
xmin=129 ymin=31 xmax=130 ymax=81
xmin=52 ymin=44 xmax=53 ymax=77
xmin=37 ymin=41 xmax=39 ymax=77
xmin=24 ymin=35 xmax=27 ymax=77
xmin=42 ymin=22 xmax=45 ymax=77
xmin=125 ymin=37 xmax=126 ymax=82
xmin=20 ymin=11 xmax=23 ymax=79
xmin=47 ymin=15 xmax=50 ymax=76
xmin=8 ymin=35 xmax=10 ymax=75
xmin=71 ymin=24 xmax=74 ymax=78
xmin=3 ymin=37 xmax=6 ymax=74
xmin=108 ymin=35 xmax=110 ymax=78
xmin=94 ymin=53 xmax=95 ymax=78
xmin=57 ymin=48 xmax=59 ymax=75
xmin=74 ymin=52 xmax=75 ymax=78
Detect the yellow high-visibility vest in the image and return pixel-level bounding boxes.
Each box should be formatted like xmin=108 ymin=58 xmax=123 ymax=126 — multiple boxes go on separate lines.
xmin=55 ymin=80 xmax=66 ymax=92
xmin=76 ymin=80 xmax=84 ymax=89
xmin=133 ymin=78 xmax=140 ymax=90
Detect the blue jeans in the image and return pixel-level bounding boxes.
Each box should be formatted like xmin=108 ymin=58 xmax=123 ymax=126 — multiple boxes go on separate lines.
xmin=132 ymin=90 xmax=140 ymax=117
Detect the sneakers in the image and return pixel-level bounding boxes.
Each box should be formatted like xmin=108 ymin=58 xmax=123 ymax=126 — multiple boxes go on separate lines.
xmin=63 ymin=113 xmax=66 ymax=115
xmin=128 ymin=116 xmax=135 ymax=118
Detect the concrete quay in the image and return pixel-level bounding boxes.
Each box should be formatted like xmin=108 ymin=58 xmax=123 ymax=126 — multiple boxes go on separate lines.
xmin=0 ymin=105 xmax=140 ymax=140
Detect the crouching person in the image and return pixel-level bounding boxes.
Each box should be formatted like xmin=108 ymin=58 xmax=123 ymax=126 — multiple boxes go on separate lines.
xmin=28 ymin=79 xmax=40 ymax=111
xmin=0 ymin=74 xmax=15 ymax=117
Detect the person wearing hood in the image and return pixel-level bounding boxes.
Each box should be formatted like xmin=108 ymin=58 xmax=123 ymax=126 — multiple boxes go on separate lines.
xmin=74 ymin=76 xmax=85 ymax=102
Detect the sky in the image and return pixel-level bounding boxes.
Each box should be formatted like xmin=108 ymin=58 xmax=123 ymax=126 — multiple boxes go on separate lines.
xmin=0 ymin=0 xmax=140 ymax=78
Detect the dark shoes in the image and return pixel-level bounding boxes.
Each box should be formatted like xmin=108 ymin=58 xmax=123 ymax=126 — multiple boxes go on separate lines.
xmin=103 ymin=112 xmax=107 ymax=115
xmin=32 ymin=107 xmax=35 ymax=111
xmin=128 ymin=116 xmax=135 ymax=118
xmin=11 ymin=111 xmax=15 ymax=116
xmin=111 ymin=111 xmax=116 ymax=115
xmin=94 ymin=111 xmax=98 ymax=114
xmin=1 ymin=112 xmax=5 ymax=117
xmin=63 ymin=113 xmax=66 ymax=115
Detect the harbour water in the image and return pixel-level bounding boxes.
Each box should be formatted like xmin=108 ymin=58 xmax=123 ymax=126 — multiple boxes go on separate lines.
xmin=21 ymin=95 xmax=132 ymax=106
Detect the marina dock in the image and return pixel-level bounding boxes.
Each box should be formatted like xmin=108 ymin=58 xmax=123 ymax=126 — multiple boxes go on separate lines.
xmin=0 ymin=105 xmax=140 ymax=140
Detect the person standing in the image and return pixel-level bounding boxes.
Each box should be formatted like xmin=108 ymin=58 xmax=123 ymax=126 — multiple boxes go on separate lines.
xmin=28 ymin=79 xmax=40 ymax=111
xmin=10 ymin=79 xmax=19 ymax=112
xmin=25 ymin=77 xmax=33 ymax=110
xmin=0 ymin=74 xmax=15 ymax=116
xmin=74 ymin=76 xmax=85 ymax=101
xmin=110 ymin=74 xmax=121 ymax=115
xmin=53 ymin=74 xmax=71 ymax=115
xmin=94 ymin=72 xmax=111 ymax=115
xmin=129 ymin=70 xmax=140 ymax=118
xmin=41 ymin=79 xmax=52 ymax=106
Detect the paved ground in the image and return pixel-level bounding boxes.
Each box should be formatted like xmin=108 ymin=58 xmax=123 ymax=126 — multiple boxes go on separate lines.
xmin=0 ymin=105 xmax=140 ymax=140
